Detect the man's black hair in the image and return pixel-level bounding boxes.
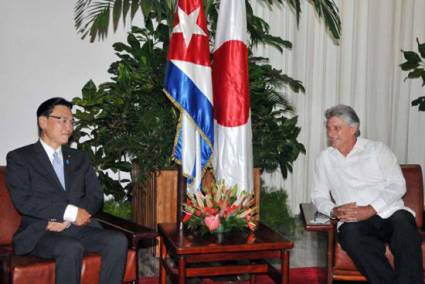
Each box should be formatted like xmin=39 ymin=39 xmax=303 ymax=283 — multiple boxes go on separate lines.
xmin=37 ymin=97 xmax=73 ymax=136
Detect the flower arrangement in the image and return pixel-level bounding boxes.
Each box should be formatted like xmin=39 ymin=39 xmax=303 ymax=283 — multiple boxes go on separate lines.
xmin=183 ymin=181 xmax=257 ymax=234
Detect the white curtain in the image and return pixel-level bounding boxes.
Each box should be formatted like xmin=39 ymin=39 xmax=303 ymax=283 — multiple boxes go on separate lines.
xmin=252 ymin=0 xmax=425 ymax=213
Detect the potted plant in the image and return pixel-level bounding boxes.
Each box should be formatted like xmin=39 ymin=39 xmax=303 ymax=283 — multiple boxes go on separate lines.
xmin=72 ymin=26 xmax=178 ymax=224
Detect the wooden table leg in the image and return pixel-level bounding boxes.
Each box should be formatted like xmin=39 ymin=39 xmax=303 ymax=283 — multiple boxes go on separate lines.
xmin=250 ymin=274 xmax=256 ymax=284
xmin=281 ymin=250 xmax=290 ymax=284
xmin=159 ymin=236 xmax=167 ymax=284
xmin=178 ymin=255 xmax=186 ymax=284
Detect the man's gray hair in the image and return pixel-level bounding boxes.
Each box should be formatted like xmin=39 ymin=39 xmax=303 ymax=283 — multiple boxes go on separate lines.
xmin=325 ymin=104 xmax=360 ymax=137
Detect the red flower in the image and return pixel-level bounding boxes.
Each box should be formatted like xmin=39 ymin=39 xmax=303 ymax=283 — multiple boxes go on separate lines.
xmin=246 ymin=233 xmax=256 ymax=244
xmin=205 ymin=207 xmax=218 ymax=215
xmin=204 ymin=214 xmax=221 ymax=232
xmin=183 ymin=213 xmax=192 ymax=223
xmin=248 ymin=221 xmax=256 ymax=231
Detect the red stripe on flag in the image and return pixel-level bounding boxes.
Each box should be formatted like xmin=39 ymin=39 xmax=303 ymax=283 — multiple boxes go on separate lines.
xmin=213 ymin=40 xmax=249 ymax=127
xmin=168 ymin=34 xmax=211 ymax=66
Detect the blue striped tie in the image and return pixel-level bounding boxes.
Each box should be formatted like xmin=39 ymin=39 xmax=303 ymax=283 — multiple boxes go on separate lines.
xmin=52 ymin=152 xmax=65 ymax=190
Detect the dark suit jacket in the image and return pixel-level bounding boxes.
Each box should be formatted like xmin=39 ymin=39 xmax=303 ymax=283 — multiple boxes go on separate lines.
xmin=6 ymin=141 xmax=103 ymax=255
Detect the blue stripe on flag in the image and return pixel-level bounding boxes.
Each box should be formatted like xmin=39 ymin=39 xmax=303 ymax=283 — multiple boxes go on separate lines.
xmin=165 ymin=62 xmax=214 ymax=144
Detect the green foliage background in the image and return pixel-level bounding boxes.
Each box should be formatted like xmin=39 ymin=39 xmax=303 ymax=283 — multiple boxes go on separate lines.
xmin=260 ymin=186 xmax=298 ymax=238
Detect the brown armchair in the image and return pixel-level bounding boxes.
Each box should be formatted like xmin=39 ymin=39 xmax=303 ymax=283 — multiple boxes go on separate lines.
xmin=300 ymin=164 xmax=425 ymax=283
xmin=0 ymin=166 xmax=157 ymax=284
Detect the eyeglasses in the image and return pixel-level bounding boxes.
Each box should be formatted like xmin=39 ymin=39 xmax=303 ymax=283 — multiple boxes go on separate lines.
xmin=48 ymin=115 xmax=76 ymax=126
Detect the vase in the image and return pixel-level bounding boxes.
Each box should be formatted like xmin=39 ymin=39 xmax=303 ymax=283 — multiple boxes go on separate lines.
xmin=211 ymin=224 xmax=232 ymax=243
xmin=212 ymin=224 xmax=232 ymax=234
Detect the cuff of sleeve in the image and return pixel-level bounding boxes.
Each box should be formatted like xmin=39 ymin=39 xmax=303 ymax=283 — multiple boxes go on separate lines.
xmin=370 ymin=199 xmax=386 ymax=214
xmin=63 ymin=205 xmax=78 ymax=222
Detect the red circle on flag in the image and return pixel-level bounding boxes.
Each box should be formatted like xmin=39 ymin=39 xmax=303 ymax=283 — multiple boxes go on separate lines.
xmin=213 ymin=40 xmax=249 ymax=127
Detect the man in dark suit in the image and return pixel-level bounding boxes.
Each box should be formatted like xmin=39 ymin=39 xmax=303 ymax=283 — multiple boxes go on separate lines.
xmin=6 ymin=97 xmax=128 ymax=284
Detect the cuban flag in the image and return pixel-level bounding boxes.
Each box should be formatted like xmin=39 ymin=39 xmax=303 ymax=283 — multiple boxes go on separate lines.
xmin=164 ymin=0 xmax=214 ymax=193
xmin=212 ymin=0 xmax=253 ymax=193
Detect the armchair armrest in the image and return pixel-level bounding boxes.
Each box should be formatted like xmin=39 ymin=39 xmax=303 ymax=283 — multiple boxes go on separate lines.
xmin=0 ymin=245 xmax=12 ymax=284
xmin=299 ymin=203 xmax=334 ymax=232
xmin=95 ymin=211 xmax=157 ymax=249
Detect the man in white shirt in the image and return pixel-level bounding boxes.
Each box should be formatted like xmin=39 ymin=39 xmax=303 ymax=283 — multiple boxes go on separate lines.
xmin=311 ymin=104 xmax=423 ymax=284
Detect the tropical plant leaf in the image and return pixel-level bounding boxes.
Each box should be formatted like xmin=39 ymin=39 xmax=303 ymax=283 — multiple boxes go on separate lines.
xmin=112 ymin=0 xmax=122 ymax=31
xmin=130 ymin=0 xmax=140 ymax=18
xmin=400 ymin=40 xmax=425 ymax=112
xmin=412 ymin=96 xmax=425 ymax=111
xmin=407 ymin=68 xmax=425 ymax=80
xmin=311 ymin=0 xmax=341 ymax=40
xmin=122 ymin=0 xmax=131 ymax=26
xmin=75 ymin=0 xmax=146 ymax=42
xmin=400 ymin=60 xmax=419 ymax=71
xmin=417 ymin=38 xmax=425 ymax=58
xmin=402 ymin=50 xmax=421 ymax=63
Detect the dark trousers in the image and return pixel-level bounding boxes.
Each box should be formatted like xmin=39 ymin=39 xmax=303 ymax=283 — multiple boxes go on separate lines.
xmin=338 ymin=210 xmax=423 ymax=284
xmin=30 ymin=224 xmax=128 ymax=284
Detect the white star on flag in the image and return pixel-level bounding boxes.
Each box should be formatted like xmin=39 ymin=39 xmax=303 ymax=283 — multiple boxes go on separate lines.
xmin=172 ymin=7 xmax=207 ymax=47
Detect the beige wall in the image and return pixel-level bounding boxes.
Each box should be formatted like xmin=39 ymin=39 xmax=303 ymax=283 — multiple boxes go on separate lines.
xmin=0 ymin=1 xmax=140 ymax=164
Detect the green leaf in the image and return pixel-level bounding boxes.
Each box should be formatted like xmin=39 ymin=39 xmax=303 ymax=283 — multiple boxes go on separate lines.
xmin=311 ymin=0 xmax=341 ymax=41
xmin=122 ymin=0 xmax=130 ymax=26
xmin=88 ymin=6 xmax=110 ymax=42
xmin=402 ymin=50 xmax=421 ymax=63
xmin=141 ymin=0 xmax=153 ymax=19
xmin=407 ymin=68 xmax=425 ymax=79
xmin=130 ymin=0 xmax=140 ymax=19
xmin=417 ymin=38 xmax=425 ymax=59
xmin=411 ymin=96 xmax=425 ymax=111
xmin=113 ymin=42 xmax=131 ymax=52
xmin=112 ymin=0 xmax=122 ymax=31
xmin=400 ymin=60 xmax=419 ymax=71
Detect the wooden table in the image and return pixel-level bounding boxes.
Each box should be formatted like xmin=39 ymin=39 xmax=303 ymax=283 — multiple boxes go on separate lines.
xmin=158 ymin=222 xmax=294 ymax=284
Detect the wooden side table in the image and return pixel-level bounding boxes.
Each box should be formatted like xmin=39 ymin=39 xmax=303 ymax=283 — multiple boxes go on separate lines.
xmin=158 ymin=222 xmax=294 ymax=284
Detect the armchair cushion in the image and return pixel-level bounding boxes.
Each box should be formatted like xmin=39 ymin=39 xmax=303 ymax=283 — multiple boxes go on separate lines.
xmin=0 ymin=167 xmax=20 ymax=246
xmin=6 ymin=250 xmax=136 ymax=284
xmin=334 ymin=241 xmax=394 ymax=271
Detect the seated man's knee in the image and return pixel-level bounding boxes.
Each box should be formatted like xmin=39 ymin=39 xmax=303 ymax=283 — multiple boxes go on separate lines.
xmin=338 ymin=223 xmax=364 ymax=252
xmin=390 ymin=210 xmax=421 ymax=245
xmin=105 ymin=231 xmax=128 ymax=253
xmin=390 ymin=210 xmax=416 ymax=228
xmin=56 ymin=239 xmax=84 ymax=260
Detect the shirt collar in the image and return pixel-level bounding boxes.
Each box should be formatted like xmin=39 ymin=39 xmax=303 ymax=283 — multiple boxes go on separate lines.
xmin=350 ymin=137 xmax=366 ymax=154
xmin=329 ymin=137 xmax=366 ymax=157
xmin=39 ymin=138 xmax=62 ymax=162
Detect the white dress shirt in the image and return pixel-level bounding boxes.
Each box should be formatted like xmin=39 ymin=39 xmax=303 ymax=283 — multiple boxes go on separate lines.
xmin=311 ymin=138 xmax=414 ymax=220
xmin=40 ymin=139 xmax=78 ymax=223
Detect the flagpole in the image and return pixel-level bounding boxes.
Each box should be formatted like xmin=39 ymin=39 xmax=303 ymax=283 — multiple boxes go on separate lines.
xmin=177 ymin=165 xmax=186 ymax=229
